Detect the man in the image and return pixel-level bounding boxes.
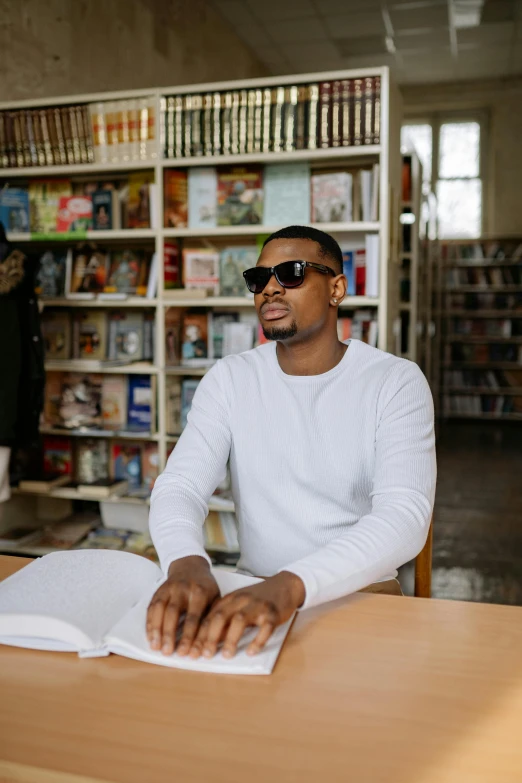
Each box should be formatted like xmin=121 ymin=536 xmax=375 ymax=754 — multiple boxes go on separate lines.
xmin=148 ymin=225 xmax=436 ymax=660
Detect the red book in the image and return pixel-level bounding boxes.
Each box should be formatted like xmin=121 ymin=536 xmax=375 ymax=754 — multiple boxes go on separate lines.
xmin=164 ymin=241 xmax=182 ymax=289
xmin=43 ymin=436 xmax=73 ymax=476
xmin=355 ymin=248 xmax=366 ymax=296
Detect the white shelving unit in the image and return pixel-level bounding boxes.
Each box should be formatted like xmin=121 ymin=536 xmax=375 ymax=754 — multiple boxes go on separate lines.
xmin=0 ymin=66 xmax=402 ymax=543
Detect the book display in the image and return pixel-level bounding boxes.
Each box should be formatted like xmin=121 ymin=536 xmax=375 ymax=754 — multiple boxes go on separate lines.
xmin=0 ymin=66 xmax=401 ymax=559
xmin=440 ymin=238 xmax=522 ymax=420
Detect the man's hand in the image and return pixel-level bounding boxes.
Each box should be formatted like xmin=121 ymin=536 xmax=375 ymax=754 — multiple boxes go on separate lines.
xmin=187 ymin=571 xmax=305 ymax=660
xmin=146 ymin=556 xmax=220 ymax=656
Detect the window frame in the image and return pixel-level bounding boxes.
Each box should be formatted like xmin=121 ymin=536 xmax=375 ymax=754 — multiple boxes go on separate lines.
xmin=402 ymin=110 xmax=489 ymax=237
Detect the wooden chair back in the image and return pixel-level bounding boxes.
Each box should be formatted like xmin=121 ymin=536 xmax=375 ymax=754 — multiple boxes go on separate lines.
xmin=414 ymin=518 xmax=433 ymax=598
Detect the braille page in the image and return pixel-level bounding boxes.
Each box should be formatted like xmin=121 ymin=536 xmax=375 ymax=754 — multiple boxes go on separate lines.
xmin=106 ymin=569 xmax=294 ymax=675
xmin=0 ymin=550 xmax=162 ymax=653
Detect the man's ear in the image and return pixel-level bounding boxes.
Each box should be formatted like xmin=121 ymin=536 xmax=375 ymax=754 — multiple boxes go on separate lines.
xmin=330 ymin=274 xmax=347 ymax=304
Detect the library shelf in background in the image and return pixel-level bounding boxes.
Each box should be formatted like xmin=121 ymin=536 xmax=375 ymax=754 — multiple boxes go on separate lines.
xmin=439 ymin=238 xmax=522 ymax=422
xmin=0 ymin=66 xmax=402 ymax=558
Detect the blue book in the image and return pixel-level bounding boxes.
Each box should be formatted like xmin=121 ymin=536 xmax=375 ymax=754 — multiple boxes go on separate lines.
xmin=127 ymin=375 xmax=152 ymax=431
xmin=0 ymin=188 xmax=29 ymax=233
xmin=342 ymin=251 xmax=356 ymax=296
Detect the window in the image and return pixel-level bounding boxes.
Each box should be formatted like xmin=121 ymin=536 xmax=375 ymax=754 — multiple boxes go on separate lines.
xmin=401 ymin=116 xmax=485 ymax=239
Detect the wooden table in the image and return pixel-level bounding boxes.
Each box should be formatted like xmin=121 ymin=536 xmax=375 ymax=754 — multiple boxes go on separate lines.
xmin=1 ymin=555 xmax=522 ymax=783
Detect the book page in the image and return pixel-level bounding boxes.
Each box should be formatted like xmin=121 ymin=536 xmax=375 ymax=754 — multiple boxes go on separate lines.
xmin=106 ymin=570 xmax=294 ymax=675
xmin=0 ymin=550 xmax=162 ymax=653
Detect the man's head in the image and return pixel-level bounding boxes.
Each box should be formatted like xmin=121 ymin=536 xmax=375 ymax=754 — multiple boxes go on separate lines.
xmin=251 ymin=225 xmax=346 ymax=343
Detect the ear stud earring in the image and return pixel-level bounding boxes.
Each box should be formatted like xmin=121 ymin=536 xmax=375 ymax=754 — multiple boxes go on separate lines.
xmin=333 ymin=299 xmax=338 ymax=303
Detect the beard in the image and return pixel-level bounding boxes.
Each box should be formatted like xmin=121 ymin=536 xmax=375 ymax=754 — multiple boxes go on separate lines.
xmin=261 ymin=319 xmax=298 ymax=341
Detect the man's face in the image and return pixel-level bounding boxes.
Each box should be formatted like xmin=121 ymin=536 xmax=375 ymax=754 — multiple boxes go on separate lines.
xmin=254 ymin=238 xmax=341 ymax=343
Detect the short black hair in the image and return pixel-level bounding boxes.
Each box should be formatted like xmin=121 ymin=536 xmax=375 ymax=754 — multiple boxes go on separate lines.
xmin=263 ymin=225 xmax=343 ymax=275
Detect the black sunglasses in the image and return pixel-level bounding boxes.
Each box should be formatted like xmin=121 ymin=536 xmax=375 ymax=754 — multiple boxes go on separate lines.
xmin=243 ymin=260 xmax=336 ymax=295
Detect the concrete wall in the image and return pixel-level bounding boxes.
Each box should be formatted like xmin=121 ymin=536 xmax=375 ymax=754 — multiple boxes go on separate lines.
xmin=402 ymin=77 xmax=522 ymax=238
xmin=0 ymin=0 xmax=266 ymax=101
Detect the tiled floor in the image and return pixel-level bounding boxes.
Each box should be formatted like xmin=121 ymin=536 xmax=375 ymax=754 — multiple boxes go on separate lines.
xmin=399 ymin=421 xmax=522 ymax=604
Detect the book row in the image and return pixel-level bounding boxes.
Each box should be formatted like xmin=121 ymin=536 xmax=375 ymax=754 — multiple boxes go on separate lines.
xmin=448 ymin=318 xmax=522 ymax=338
xmin=166 ymin=235 xmax=379 ymax=299
xmin=0 ymin=97 xmax=157 ymax=169
xmin=164 ymin=309 xmax=379 ymax=368
xmin=162 ymin=77 xmax=381 ymax=159
xmin=43 ymin=373 xmax=155 ymax=433
xmin=34 ymin=246 xmax=156 ymax=300
xmin=443 ymin=394 xmax=522 ymax=416
xmin=443 ymin=369 xmax=522 ymax=389
xmin=164 ymin=162 xmax=379 ymax=228
xmin=446 ymin=266 xmax=522 ymax=288
xmin=42 ymin=311 xmax=155 ymax=362
xmin=446 ymin=344 xmax=522 ymax=364
xmin=441 ymin=240 xmax=522 ymax=263
xmin=0 ymin=172 xmax=157 ymax=233
xmin=0 ymin=513 xmax=239 ymax=562
xmin=446 ymin=293 xmax=522 ymax=312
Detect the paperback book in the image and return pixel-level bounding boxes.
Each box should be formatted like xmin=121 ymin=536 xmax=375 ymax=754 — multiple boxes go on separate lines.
xmin=181 ymin=312 xmax=211 ymax=366
xmin=217 ymin=166 xmax=263 ymax=226
xmin=188 ymin=167 xmax=217 ymax=229
xmin=35 ymin=250 xmax=68 ymax=298
xmin=182 ymin=249 xmax=220 ymax=295
xmin=163 ymin=169 xmax=188 ymax=228
xmin=0 ymin=187 xmax=29 ymax=232
xmin=219 ymin=246 xmax=257 ymax=297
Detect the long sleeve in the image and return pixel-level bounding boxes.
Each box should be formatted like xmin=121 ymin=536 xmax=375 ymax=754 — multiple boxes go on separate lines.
xmin=281 ymin=362 xmax=437 ymax=610
xmin=149 ymin=362 xmax=231 ymax=574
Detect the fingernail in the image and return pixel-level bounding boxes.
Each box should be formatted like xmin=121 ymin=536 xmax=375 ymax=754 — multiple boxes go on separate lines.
xmin=203 ymin=648 xmax=213 ymax=658
xmin=162 ymin=644 xmax=171 ymax=655
xmin=177 ymin=642 xmax=189 ymax=656
xmin=247 ymin=647 xmax=257 ymax=656
xmin=222 ymin=649 xmax=232 ymax=659
xmin=151 ymin=633 xmax=160 ymax=648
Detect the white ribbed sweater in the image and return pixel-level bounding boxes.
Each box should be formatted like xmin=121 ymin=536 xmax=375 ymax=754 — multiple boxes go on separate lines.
xmin=150 ymin=339 xmax=436 ymax=610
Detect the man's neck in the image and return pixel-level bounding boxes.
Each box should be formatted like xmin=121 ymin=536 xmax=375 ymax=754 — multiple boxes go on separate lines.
xmin=276 ymin=337 xmax=348 ymax=376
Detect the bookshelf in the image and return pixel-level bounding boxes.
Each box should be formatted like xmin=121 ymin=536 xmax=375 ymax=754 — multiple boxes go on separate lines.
xmin=440 ymin=238 xmax=522 ymax=421
xmin=396 ymin=150 xmax=422 ymax=361
xmin=0 ymin=66 xmax=402 ymax=558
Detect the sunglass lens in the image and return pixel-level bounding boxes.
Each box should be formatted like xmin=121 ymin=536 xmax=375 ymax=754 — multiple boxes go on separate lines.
xmin=276 ymin=260 xmax=304 ymax=288
xmin=243 ymin=268 xmax=269 ymax=294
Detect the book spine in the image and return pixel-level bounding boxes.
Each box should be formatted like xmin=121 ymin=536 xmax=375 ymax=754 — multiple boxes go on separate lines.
xmin=51 ymin=108 xmax=66 ymax=165
xmin=146 ymin=96 xmax=157 ymax=160
xmin=372 ymin=76 xmax=381 ymax=144
xmin=69 ymin=106 xmax=82 ymax=164
xmin=295 ymin=86 xmax=307 ymax=150
xmin=166 ymin=97 xmax=175 ymax=158
xmin=13 ymin=111 xmax=25 ymax=168
xmin=89 ymin=103 xmax=106 ymax=164
xmin=83 ymin=104 xmax=95 ymax=164
xmin=138 ymin=98 xmax=148 ymax=161
xmin=331 ymin=80 xmax=341 ymax=147
xmin=340 ymin=79 xmax=352 ymax=147
xmin=230 ymin=91 xmax=240 ymax=155
xmin=39 ymin=109 xmax=54 ymax=165
xmin=119 ymin=100 xmax=132 ymax=162
xmin=4 ymin=113 xmax=15 ymax=167
xmin=271 ymin=87 xmax=284 ymax=153
xmin=203 ymin=93 xmax=213 ymax=156
xmin=222 ymin=92 xmax=232 ymax=155
xmin=128 ymin=99 xmax=140 ymax=161
xmin=284 ymin=85 xmax=298 ymax=152
xmin=72 ymin=315 xmax=80 ymax=359
xmin=106 ymin=102 xmax=120 ymax=162
xmin=183 ymin=95 xmax=192 ymax=158
xmin=171 ymin=96 xmax=182 ymax=158
xmin=307 ymin=84 xmax=319 ymax=150
xmin=253 ymin=89 xmax=263 ymax=153
xmin=238 ymin=89 xmax=248 ymax=154
xmin=262 ymin=88 xmax=271 ymax=152
xmin=61 ymin=106 xmax=75 ymax=164
xmin=191 ymin=94 xmax=203 ymax=156
xmin=47 ymin=109 xmax=60 ymax=164
xmin=212 ymin=92 xmax=221 ymax=155
xmin=353 ymin=78 xmax=363 ymax=146
xmin=363 ymin=77 xmax=373 ymax=145
xmin=21 ymin=110 xmax=33 ymax=166
xmin=31 ymin=109 xmax=45 ymax=166
xmin=246 ymin=89 xmax=255 ymax=154
xmin=319 ymin=82 xmax=332 ymax=149
xmin=0 ymin=114 xmax=8 ymax=168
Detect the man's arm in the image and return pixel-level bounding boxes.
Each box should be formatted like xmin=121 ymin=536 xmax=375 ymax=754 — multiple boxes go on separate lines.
xmin=147 ymin=362 xmax=232 ymax=655
xmin=280 ymin=361 xmax=437 ymax=610
xmin=149 ymin=361 xmax=232 ymax=574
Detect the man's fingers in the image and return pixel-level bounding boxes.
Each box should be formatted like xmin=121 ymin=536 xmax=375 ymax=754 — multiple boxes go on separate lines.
xmin=160 ymin=601 xmax=181 ymax=656
xmin=221 ymin=612 xmax=248 ymax=659
xmin=146 ymin=593 xmax=168 ymax=649
xmin=200 ymin=608 xmax=229 ymax=658
xmin=247 ymin=621 xmax=275 ymax=656
xmin=176 ymin=586 xmax=209 ymax=656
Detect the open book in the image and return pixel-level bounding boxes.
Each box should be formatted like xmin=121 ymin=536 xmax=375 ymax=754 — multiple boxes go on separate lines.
xmin=0 ymin=550 xmax=294 ymax=675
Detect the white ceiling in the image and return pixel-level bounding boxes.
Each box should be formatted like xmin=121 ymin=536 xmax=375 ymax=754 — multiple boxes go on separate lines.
xmin=209 ymin=0 xmax=522 ymax=84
